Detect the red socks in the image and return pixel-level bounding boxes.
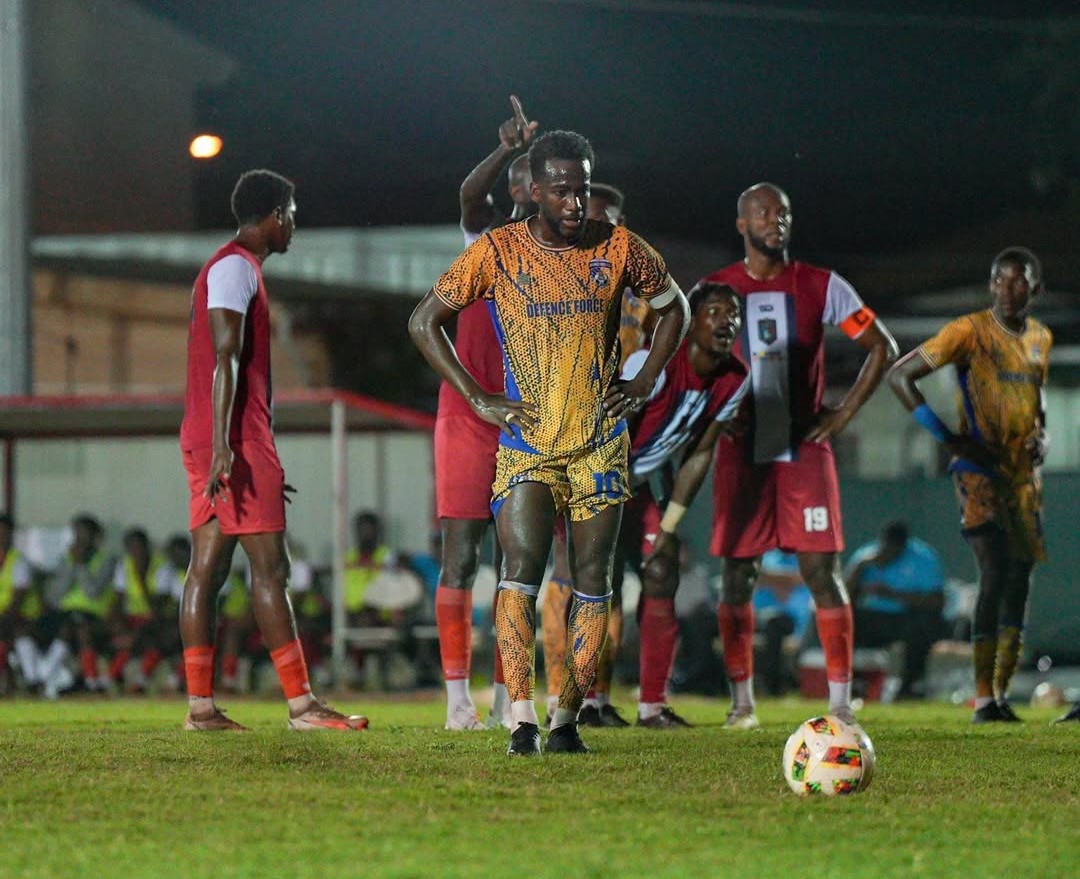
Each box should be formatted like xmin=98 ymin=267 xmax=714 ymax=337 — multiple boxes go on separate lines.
xmin=435 ymin=585 xmax=473 ymax=681
xmin=816 ymin=605 xmax=853 ymax=683
xmin=140 ymin=648 xmax=163 ymax=678
xmin=718 ymin=603 xmax=754 ymax=683
xmin=639 ymin=597 xmax=679 ymax=704
xmin=269 ymin=638 xmax=312 ymax=700
xmin=183 ymin=645 xmax=215 ymax=698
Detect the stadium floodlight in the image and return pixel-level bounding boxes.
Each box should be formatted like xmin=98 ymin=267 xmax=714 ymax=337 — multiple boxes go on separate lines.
xmin=188 ymin=134 xmax=223 ymax=159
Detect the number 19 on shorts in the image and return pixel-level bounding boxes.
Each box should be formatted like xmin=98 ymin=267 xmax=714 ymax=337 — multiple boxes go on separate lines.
xmin=803 ymin=506 xmax=829 ymax=532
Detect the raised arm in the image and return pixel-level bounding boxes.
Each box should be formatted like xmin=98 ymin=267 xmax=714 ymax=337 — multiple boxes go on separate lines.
xmin=807 ymin=318 xmax=899 ymax=442
xmin=460 ymin=95 xmax=538 ymax=235
xmin=206 ymin=308 xmax=245 ymax=502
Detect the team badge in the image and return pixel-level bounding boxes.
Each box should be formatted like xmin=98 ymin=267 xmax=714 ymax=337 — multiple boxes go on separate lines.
xmin=588 ymin=258 xmax=611 ymax=286
xmin=757 ymin=318 xmax=777 ymax=344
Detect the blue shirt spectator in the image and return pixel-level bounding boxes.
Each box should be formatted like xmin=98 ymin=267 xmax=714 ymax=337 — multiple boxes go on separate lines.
xmin=846 ymin=534 xmax=944 ymax=615
xmin=755 ymin=549 xmax=814 ymax=640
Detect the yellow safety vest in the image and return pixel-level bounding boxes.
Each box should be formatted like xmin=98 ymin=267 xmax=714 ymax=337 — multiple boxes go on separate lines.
xmin=0 ymin=548 xmax=25 ymax=614
xmin=59 ymin=551 xmax=116 ymax=618
xmin=344 ymin=546 xmax=391 ymax=613
xmin=219 ymin=572 xmax=251 ymax=620
xmin=120 ymin=553 xmax=165 ymax=617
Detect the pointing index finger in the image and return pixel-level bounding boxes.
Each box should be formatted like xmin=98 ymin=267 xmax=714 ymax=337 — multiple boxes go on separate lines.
xmin=509 ymin=94 xmax=529 ymax=126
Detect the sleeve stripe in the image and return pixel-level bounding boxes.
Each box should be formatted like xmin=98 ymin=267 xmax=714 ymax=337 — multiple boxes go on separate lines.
xmin=432 ymin=288 xmax=465 ymax=312
xmin=714 ymin=375 xmax=750 ymax=422
xmin=917 ymin=344 xmax=939 ymax=369
xmin=839 ymin=306 xmax=876 ymax=339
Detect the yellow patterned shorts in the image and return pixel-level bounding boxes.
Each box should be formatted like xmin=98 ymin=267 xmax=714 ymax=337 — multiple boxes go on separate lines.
xmin=492 ymin=431 xmax=630 ymax=522
xmin=952 ymin=470 xmax=1045 ymax=562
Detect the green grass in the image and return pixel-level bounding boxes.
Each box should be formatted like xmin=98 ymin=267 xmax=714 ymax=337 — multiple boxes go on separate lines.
xmin=1 ymin=693 xmax=1078 ymax=879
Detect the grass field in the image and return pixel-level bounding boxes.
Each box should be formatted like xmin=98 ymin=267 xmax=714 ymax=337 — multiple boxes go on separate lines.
xmin=1 ymin=691 xmax=1078 ymax=879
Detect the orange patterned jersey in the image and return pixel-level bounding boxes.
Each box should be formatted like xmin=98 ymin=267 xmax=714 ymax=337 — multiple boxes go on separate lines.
xmin=433 ymin=218 xmax=672 ymax=456
xmin=920 ymin=309 xmax=1052 ymax=479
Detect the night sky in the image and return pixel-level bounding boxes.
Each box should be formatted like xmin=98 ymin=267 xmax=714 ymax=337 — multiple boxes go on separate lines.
xmin=136 ymin=0 xmax=1079 ymax=258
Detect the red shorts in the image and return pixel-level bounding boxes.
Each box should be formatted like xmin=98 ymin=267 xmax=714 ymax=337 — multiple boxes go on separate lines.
xmin=183 ymin=441 xmax=286 ymax=535
xmin=620 ymin=484 xmax=662 ymax=563
xmin=434 ymin=412 xmax=499 ymax=520
xmin=711 ymin=439 xmax=843 ymax=557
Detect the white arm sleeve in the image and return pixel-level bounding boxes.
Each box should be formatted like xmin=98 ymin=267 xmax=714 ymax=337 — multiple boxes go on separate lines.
xmin=207 ymin=254 xmax=259 ymax=314
xmin=822 ymin=271 xmax=865 ymax=326
xmin=113 ymin=563 xmax=128 ymax=593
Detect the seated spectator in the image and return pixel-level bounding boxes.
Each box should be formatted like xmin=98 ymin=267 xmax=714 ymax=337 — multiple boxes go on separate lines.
xmin=754 ymin=550 xmax=814 ymax=696
xmin=0 ymin=513 xmax=34 ymax=692
xmin=109 ymin=528 xmax=174 ymax=691
xmin=45 ymin=514 xmax=119 ymax=694
xmin=845 ymin=520 xmax=951 ymax=699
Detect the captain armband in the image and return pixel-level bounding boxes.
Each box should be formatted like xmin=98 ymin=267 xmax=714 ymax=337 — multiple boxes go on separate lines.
xmin=659 ymin=502 xmax=688 ymax=535
xmin=838 ymin=306 xmax=876 ymax=340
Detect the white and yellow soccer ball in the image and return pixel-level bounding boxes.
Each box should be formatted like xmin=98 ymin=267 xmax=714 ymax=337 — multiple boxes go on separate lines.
xmin=782 ymin=715 xmax=876 ymax=796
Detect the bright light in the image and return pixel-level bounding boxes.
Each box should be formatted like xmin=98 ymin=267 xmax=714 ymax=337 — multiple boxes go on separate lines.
xmin=189 ymin=134 xmax=223 ymax=159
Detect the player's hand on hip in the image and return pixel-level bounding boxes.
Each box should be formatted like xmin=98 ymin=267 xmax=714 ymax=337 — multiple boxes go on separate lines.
xmin=604 ymin=378 xmax=650 ymax=420
xmin=204 ymin=445 xmax=234 ymax=505
xmin=498 ymin=95 xmax=539 ymax=151
xmin=805 ymin=405 xmax=853 ymax=443
xmin=473 ymin=394 xmax=539 ymax=437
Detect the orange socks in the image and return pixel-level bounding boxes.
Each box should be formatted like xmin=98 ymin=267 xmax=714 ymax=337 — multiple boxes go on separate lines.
xmin=269 ymin=638 xmax=311 ymax=700
xmin=816 ymin=605 xmax=854 ymax=683
xmin=183 ymin=645 xmax=215 ymax=698
xmin=542 ymin=579 xmax=572 ymax=697
xmin=494 ymin=585 xmax=538 ymax=703
xmin=435 ymin=585 xmax=473 ymax=682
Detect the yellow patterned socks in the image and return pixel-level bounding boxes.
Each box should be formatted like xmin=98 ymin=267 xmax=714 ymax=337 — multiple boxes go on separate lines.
xmin=542 ymin=578 xmax=572 ymax=711
xmin=994 ymin=625 xmax=1023 ymax=701
xmin=494 ymin=582 xmax=540 ymax=728
xmin=554 ymin=591 xmax=611 ymax=727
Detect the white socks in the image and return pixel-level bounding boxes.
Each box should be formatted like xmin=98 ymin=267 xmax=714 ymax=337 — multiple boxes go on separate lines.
xmin=550 ymin=707 xmax=577 ymax=731
xmin=510 ymin=699 xmax=539 ymax=731
xmin=732 ymin=678 xmax=754 ymax=712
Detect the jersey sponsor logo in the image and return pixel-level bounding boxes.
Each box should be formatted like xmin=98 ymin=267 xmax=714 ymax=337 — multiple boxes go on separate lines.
xmin=589 ymin=258 xmax=612 ymax=287
xmin=525 ymin=299 xmax=604 ymax=318
xmin=758 ymin=318 xmax=778 ymax=344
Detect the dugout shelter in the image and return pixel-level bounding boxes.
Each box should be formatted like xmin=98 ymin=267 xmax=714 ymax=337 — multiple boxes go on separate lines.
xmin=0 ymin=388 xmax=435 ymax=686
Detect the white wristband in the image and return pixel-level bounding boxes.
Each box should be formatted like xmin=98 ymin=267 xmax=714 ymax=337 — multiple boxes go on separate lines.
xmin=659 ymin=502 xmax=687 ymax=535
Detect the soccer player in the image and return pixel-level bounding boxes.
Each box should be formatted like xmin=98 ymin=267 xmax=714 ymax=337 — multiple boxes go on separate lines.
xmin=179 ymin=168 xmax=367 ymax=732
xmin=435 ymin=95 xmax=539 ymax=731
xmin=626 ymin=282 xmax=748 ymax=726
xmin=697 ymin=182 xmax=898 ymax=728
xmin=545 ymin=181 xmax=648 ymax=729
xmin=887 ymin=246 xmax=1051 ymax=723
xmin=410 ymin=130 xmax=689 ymax=755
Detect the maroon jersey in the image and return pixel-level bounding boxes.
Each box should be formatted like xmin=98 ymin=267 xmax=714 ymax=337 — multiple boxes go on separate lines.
xmin=623 ymin=340 xmax=748 ymax=482
xmin=697 ymin=261 xmax=874 ymax=464
xmin=180 ymin=241 xmax=274 ymax=450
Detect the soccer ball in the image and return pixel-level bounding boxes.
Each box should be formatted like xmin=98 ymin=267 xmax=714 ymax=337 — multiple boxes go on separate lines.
xmin=782 ymin=715 xmax=875 ymax=796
